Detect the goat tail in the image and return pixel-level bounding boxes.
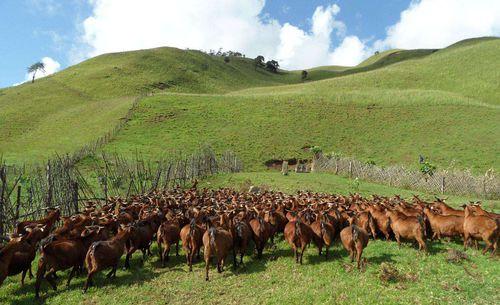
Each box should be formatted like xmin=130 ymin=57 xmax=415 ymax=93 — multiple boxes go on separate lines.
xmin=258 ymin=217 xmax=265 ymax=235
xmin=208 ymin=227 xmax=217 ymax=249
xmin=320 ymin=221 xmax=327 ymax=240
xmin=294 ymin=219 xmax=302 ymax=241
xmin=352 ymin=225 xmax=359 ymax=242
xmin=189 ymin=218 xmax=197 ymax=238
xmin=417 ymin=215 xmax=426 ymax=237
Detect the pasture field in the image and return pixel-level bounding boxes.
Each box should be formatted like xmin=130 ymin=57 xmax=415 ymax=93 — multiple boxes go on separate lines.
xmin=1 ymin=238 xmax=498 ymax=305
xmin=1 ymin=172 xmax=498 ymax=305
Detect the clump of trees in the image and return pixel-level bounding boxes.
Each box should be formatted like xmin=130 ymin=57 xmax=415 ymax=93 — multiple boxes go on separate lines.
xmin=208 ymin=48 xmax=245 ymax=58
xmin=254 ymin=55 xmax=265 ymax=70
xmin=265 ymin=60 xmax=279 ymax=73
xmin=253 ymin=56 xmax=280 ymax=73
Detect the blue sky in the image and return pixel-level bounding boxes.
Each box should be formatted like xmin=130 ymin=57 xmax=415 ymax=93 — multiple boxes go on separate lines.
xmin=1 ymin=0 xmax=499 ymax=88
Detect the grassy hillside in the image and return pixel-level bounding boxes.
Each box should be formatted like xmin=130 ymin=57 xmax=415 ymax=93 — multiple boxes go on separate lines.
xmin=0 ymin=48 xmax=301 ymax=163
xmin=102 ymin=38 xmax=500 ymax=173
xmin=1 ymin=37 xmax=498 ymax=172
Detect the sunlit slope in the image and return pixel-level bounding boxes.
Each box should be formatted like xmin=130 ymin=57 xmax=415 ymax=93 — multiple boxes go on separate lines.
xmin=237 ymin=38 xmax=500 ymax=105
xmin=0 ymin=47 xmax=301 ymax=163
xmin=101 ymin=38 xmax=500 ymax=173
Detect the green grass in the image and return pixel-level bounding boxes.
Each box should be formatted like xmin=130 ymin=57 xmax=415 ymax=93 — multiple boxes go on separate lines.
xmin=2 ymin=241 xmax=498 ymax=305
xmin=102 ymin=88 xmax=499 ymax=173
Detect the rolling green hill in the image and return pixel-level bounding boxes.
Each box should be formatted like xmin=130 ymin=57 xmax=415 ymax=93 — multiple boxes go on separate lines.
xmin=0 ymin=37 xmax=498 ymax=174
xmin=102 ymin=38 xmax=500 ymax=173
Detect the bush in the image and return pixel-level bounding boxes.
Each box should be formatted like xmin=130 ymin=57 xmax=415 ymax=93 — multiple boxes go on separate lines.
xmin=420 ymin=160 xmax=437 ymax=176
xmin=310 ymin=146 xmax=322 ymax=155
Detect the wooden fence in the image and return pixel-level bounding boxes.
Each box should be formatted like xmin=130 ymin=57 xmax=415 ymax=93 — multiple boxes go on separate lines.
xmin=314 ymin=155 xmax=499 ymax=199
xmin=0 ymin=148 xmax=242 ymax=234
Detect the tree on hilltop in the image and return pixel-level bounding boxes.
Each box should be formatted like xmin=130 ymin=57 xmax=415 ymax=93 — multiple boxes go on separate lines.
xmin=27 ymin=62 xmax=45 ymax=83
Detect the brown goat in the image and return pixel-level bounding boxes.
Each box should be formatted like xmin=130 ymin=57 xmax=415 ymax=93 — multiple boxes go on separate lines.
xmin=15 ymin=208 xmax=60 ymax=235
xmin=310 ymin=213 xmax=335 ymax=259
xmin=340 ymin=225 xmax=369 ymax=269
xmin=284 ymin=219 xmax=313 ymax=264
xmin=249 ymin=216 xmax=272 ymax=259
xmin=83 ymin=225 xmax=135 ymax=292
xmin=386 ymin=210 xmax=427 ymax=251
xmin=423 ymin=207 xmax=463 ymax=240
xmin=180 ymin=219 xmax=204 ymax=271
xmin=231 ymin=218 xmax=252 ymax=266
xmin=157 ymin=220 xmax=180 ymax=267
xmin=366 ymin=205 xmax=391 ymax=240
xmin=124 ymin=214 xmax=161 ymax=269
xmin=8 ymin=224 xmax=47 ymax=285
xmin=35 ymin=226 xmax=108 ymax=298
xmin=349 ymin=211 xmax=377 ymax=239
xmin=463 ymin=205 xmax=498 ymax=255
xmin=0 ymin=235 xmax=27 ymax=287
xmin=202 ymin=222 xmax=233 ymax=281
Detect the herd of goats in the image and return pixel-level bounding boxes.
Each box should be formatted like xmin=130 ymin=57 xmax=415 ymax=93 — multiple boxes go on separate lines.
xmin=0 ymin=182 xmax=498 ymax=298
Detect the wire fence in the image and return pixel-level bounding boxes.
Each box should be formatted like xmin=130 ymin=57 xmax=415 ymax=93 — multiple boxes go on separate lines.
xmin=314 ymin=155 xmax=499 ymax=199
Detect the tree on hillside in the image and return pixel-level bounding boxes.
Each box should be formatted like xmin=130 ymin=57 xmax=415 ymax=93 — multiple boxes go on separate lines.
xmin=301 ymin=70 xmax=308 ymax=81
xmin=254 ymin=55 xmax=265 ymax=70
xmin=266 ymin=60 xmax=279 ymax=73
xmin=27 ymin=62 xmax=45 ymax=83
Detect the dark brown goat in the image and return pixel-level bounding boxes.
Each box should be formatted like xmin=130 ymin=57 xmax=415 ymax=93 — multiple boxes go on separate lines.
xmin=8 ymin=224 xmax=47 ymax=285
xmin=1 ymin=235 xmax=27 ymax=287
xmin=157 ymin=220 xmax=180 ymax=267
xmin=15 ymin=208 xmax=60 ymax=235
xmin=35 ymin=226 xmax=108 ymax=298
xmin=124 ymin=214 xmax=161 ymax=269
xmin=231 ymin=218 xmax=252 ymax=266
xmin=83 ymin=225 xmax=135 ymax=292
xmin=340 ymin=225 xmax=369 ymax=269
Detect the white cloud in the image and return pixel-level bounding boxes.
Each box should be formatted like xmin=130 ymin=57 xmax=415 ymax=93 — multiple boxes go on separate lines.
xmin=329 ymin=36 xmax=372 ymax=66
xmin=15 ymin=57 xmax=61 ymax=85
xmin=73 ymin=0 xmax=500 ymax=70
xmin=76 ymin=1 xmax=357 ymax=69
xmin=380 ymin=0 xmax=500 ymax=49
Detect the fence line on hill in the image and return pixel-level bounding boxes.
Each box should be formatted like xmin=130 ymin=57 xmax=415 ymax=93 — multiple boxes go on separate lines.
xmin=0 ymin=148 xmax=242 ymax=235
xmin=313 ymin=155 xmax=499 ymax=199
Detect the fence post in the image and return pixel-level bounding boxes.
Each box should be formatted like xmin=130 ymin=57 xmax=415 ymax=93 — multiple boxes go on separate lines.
xmin=335 ymin=159 xmax=338 ymax=175
xmin=349 ymin=161 xmax=353 ymax=178
xmin=281 ymin=161 xmax=289 ymax=176
xmin=15 ymin=185 xmax=21 ymax=222
xmin=104 ymin=176 xmax=108 ymax=204
xmin=0 ymin=166 xmax=6 ymax=236
xmin=46 ymin=161 xmax=53 ymax=207
xmin=72 ymin=182 xmax=79 ymax=214
xmin=441 ymin=176 xmax=446 ymax=194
